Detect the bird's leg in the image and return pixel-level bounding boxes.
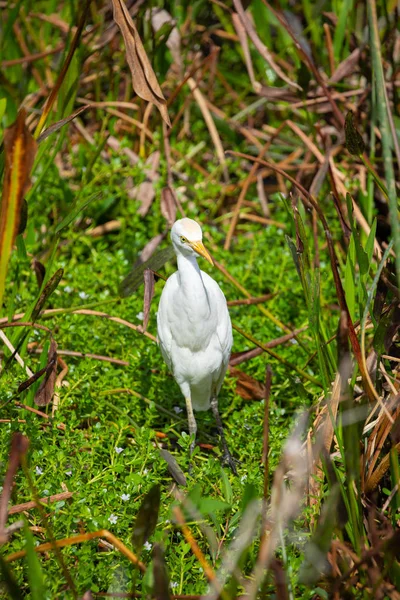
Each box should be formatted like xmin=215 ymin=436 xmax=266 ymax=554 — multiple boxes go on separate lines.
xmin=185 ymin=396 xmax=197 ymax=455
xmin=210 ymin=396 xmax=237 ymax=475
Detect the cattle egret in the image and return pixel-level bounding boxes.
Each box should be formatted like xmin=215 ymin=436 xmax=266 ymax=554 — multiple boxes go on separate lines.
xmin=157 ymin=218 xmax=236 ymax=473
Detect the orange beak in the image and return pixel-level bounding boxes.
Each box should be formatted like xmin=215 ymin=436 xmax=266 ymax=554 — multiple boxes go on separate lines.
xmin=189 ymin=241 xmax=214 ymax=266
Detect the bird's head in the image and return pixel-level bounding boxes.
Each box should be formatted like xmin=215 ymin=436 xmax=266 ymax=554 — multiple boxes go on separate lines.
xmin=171 ymin=218 xmax=214 ymax=265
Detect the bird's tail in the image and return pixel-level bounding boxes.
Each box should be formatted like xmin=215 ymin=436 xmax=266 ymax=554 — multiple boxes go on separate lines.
xmin=191 ymin=383 xmax=212 ymax=411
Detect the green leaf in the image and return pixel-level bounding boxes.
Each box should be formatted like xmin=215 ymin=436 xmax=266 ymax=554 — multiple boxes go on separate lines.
xmin=198 ymin=497 xmax=231 ymax=515
xmin=299 ymin=485 xmax=340 ymax=584
xmin=344 ymin=237 xmax=356 ymax=321
xmin=365 ymin=218 xmax=377 ymax=264
xmin=23 ymin=521 xmax=46 ymax=600
xmin=220 ymin=467 xmax=233 ymax=505
xmin=0 ymin=97 xmax=7 ymax=122
xmin=368 ymin=0 xmax=400 ymax=287
xmin=55 ymin=191 xmax=102 ymax=233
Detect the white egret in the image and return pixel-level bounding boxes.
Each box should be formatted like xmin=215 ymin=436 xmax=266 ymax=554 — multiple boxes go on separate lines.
xmin=157 ymin=218 xmax=236 ymax=473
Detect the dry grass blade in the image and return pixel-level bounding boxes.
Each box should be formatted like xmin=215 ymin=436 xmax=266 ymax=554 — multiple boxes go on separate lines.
xmin=246 ymin=414 xmax=310 ymax=598
xmin=187 ymin=77 xmax=229 ymax=183
xmin=229 ymin=327 xmax=306 ymax=366
xmin=205 ymin=499 xmax=262 ymax=600
xmin=0 ymin=329 xmax=34 ymax=377
xmin=0 ymin=109 xmax=37 ymax=310
xmin=365 ymin=443 xmax=400 ymax=493
xmin=173 ymin=506 xmax=222 ymax=595
xmin=233 ymin=0 xmax=301 ymax=91
xmin=0 ymin=433 xmax=29 ymax=544
xmin=37 ymin=105 xmax=91 ymax=142
xmin=226 ymin=150 xmax=377 ymax=402
xmin=5 ymin=529 xmax=146 ymax=572
xmin=140 ymin=269 xmax=155 ymax=334
xmin=330 ymin=48 xmax=362 ymax=83
xmin=59 ymin=309 xmax=157 ymax=342
xmin=231 ymin=12 xmax=260 ymax=93
xmin=9 ymin=491 xmax=73 ymax=515
xmin=261 ymin=0 xmax=343 ymax=126
xmin=111 ymin=0 xmax=170 ymax=126
xmin=232 ymin=322 xmax=321 ymax=386
xmin=224 ymin=140 xmax=269 ymax=250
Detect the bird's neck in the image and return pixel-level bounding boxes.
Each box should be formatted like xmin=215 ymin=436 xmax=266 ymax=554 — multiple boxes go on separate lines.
xmin=177 ymin=254 xmax=209 ymax=306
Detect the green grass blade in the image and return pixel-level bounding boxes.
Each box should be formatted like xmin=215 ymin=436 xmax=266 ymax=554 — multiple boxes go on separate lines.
xmin=23 ymin=521 xmax=46 ymax=600
xmin=368 ymin=0 xmax=400 ymax=287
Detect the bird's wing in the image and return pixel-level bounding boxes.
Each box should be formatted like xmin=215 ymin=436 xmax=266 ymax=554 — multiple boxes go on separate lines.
xmin=201 ymin=271 xmax=233 ymax=358
xmin=156 ymin=273 xmax=180 ymax=371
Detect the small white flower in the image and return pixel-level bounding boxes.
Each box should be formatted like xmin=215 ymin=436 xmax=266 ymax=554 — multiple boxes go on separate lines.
xmin=173 ymin=406 xmax=183 ymax=414
xmin=171 ymin=582 xmax=178 ymax=589
xmin=240 ymin=474 xmax=247 ymax=483
xmin=64 ymin=286 xmax=73 ymax=293
xmin=143 ymin=541 xmax=152 ymax=551
xmin=108 ymin=514 xmax=118 ymax=525
xmin=65 ymin=470 xmax=72 ymax=476
xmin=121 ymin=493 xmax=130 ymax=501
xmin=136 ymin=312 xmax=144 ymax=321
xmin=79 ymin=291 xmax=89 ymax=300
xmin=35 ymin=466 xmax=43 ymax=475
xmin=143 ymin=468 xmax=148 ymax=475
xmin=115 ymin=447 xmax=124 ymax=454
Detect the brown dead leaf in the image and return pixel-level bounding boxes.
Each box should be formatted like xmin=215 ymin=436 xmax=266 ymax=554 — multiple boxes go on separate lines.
xmin=35 ymin=339 xmax=58 ymax=406
xmin=0 ymin=109 xmax=37 ymax=305
xmin=32 ymin=259 xmax=46 ymax=289
xmin=134 ymin=151 xmax=160 ymax=217
xmin=111 ymin=0 xmax=170 ymax=126
xmin=229 ymin=366 xmax=265 ymax=400
xmin=160 ymin=186 xmax=177 ymax=226
xmin=138 ymin=231 xmax=168 ymax=264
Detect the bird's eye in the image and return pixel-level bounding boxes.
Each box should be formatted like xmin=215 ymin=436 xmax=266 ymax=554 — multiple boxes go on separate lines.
xmin=180 ymin=236 xmax=187 ymax=243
